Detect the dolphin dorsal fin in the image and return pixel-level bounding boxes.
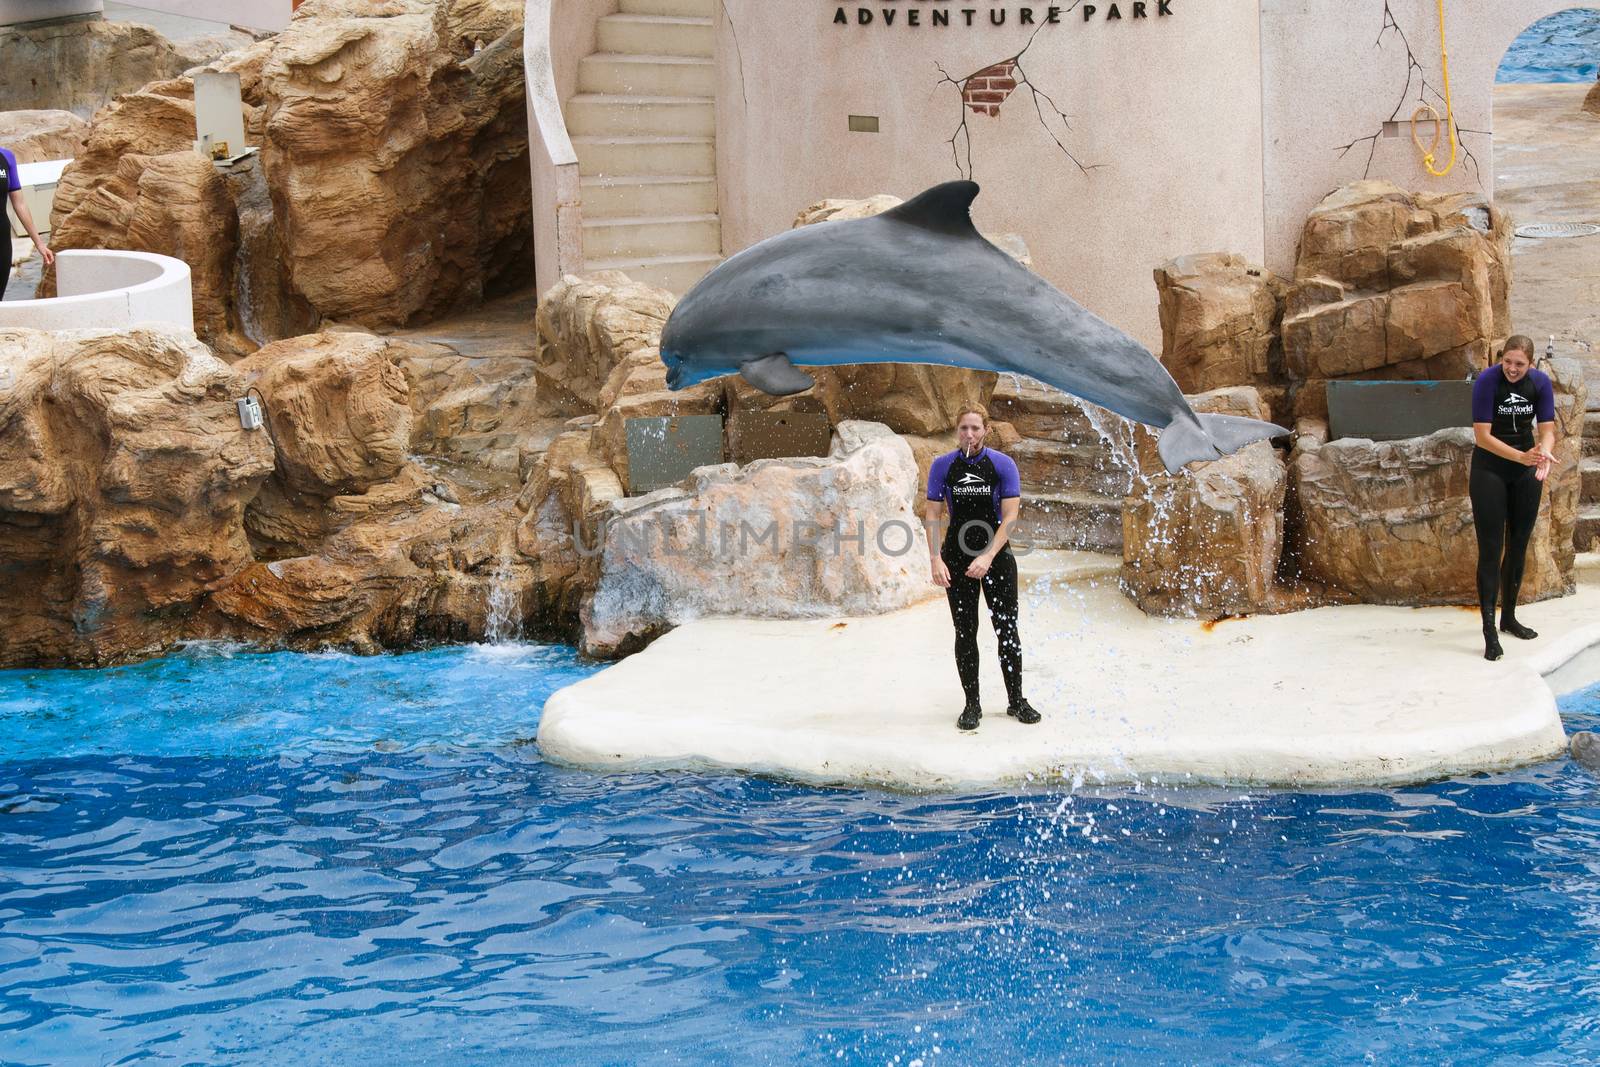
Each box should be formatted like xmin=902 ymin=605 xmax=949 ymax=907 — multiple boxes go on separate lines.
xmin=880 ymin=181 xmax=981 ymax=236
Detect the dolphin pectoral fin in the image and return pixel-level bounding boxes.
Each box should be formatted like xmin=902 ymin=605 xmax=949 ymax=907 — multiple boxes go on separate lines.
xmin=1156 ymin=414 xmax=1289 ymax=473
xmin=738 ymin=352 xmax=815 ymax=396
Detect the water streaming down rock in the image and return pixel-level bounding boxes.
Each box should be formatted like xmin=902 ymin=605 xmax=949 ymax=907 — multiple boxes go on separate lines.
xmin=485 ymin=548 xmax=523 ymax=644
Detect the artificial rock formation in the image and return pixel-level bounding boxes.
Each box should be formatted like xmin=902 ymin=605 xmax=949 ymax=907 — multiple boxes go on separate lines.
xmin=235 ymin=333 xmax=412 ymax=503
xmin=1283 ymin=181 xmax=1511 ymax=394
xmin=390 ymin=336 xmax=552 ymax=472
xmin=579 ymin=421 xmax=937 ymax=657
xmin=513 ymin=418 xmax=938 ymax=657
xmin=0 ymin=110 xmax=90 ymax=163
xmin=1289 ymin=358 xmax=1586 ymax=606
xmin=261 ymin=0 xmax=531 ymax=327
xmin=209 ymin=328 xmax=539 ymax=649
xmin=1121 ymin=387 xmax=1290 ymax=619
xmin=44 ymin=0 xmax=532 ymax=348
xmin=53 ymin=150 xmax=250 ymax=353
xmin=1156 ymin=181 xmax=1513 ymax=428
xmin=45 ymin=45 xmax=277 ymax=354
xmin=592 ymin=347 xmax=723 ymax=489
xmin=1153 ymin=253 xmax=1285 ymax=396
xmin=0 ymin=327 xmax=275 ymax=668
xmin=532 ymin=271 xmax=678 ymax=417
xmin=1585 ymin=80 xmax=1600 ymax=118
xmin=0 ymin=20 xmax=250 ymax=118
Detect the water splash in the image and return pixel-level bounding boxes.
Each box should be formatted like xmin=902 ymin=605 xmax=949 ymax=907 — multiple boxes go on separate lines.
xmin=485 ymin=547 xmax=523 ymax=644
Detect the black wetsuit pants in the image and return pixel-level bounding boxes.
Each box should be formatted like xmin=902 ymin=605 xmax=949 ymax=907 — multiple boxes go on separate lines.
xmin=1470 ymin=451 xmax=1543 ymax=630
xmin=942 ymin=541 xmax=1023 ymax=707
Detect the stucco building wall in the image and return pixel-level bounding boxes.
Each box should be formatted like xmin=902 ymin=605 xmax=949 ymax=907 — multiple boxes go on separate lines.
xmin=1259 ymin=0 xmax=1599 ymax=278
xmin=528 ymin=1 xmax=1594 ymax=348
xmin=716 ymin=0 xmax=1266 ymax=349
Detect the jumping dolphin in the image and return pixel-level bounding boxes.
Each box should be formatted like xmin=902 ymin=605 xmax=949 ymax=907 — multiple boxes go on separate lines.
xmin=658 ymin=180 xmax=1288 ymax=473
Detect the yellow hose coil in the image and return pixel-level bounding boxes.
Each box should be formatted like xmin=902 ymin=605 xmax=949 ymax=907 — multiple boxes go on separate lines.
xmin=1410 ymin=0 xmax=1458 ymax=178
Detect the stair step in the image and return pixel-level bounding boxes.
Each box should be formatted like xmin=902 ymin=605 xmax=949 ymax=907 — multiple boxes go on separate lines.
xmin=581 ymin=175 xmax=718 ymax=218
xmin=567 ymin=93 xmax=715 ymax=137
xmin=578 ymin=52 xmax=716 ymax=96
xmin=581 ymin=213 xmax=722 ymax=259
xmin=1582 ymin=457 xmax=1600 ymax=502
xmin=621 ymin=0 xmax=713 ymax=15
xmin=1577 ymin=505 xmax=1600 ymax=553
xmin=1017 ymin=490 xmax=1124 ymax=553
xmin=1010 ymin=437 xmax=1136 ymax=497
xmin=573 ymin=135 xmax=716 ymax=177
xmin=989 ymin=378 xmax=1133 ymax=444
xmin=584 ymin=252 xmax=723 ymax=295
xmin=597 ymin=13 xmax=714 ymax=58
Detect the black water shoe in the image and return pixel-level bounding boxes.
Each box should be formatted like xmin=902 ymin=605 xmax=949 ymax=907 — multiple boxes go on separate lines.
xmin=1484 ymin=629 xmax=1504 ymax=662
xmin=957 ymin=703 xmax=982 ymax=731
xmin=1007 ymin=699 xmax=1041 ymax=725
xmin=1500 ymin=618 xmax=1539 ymax=641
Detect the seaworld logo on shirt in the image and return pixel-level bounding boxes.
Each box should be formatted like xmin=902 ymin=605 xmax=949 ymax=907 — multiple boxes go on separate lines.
xmin=1498 ymin=391 xmax=1535 ymax=416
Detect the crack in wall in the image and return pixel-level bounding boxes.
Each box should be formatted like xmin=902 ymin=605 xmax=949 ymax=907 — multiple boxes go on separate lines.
xmin=934 ymin=13 xmax=1101 ymax=181
xmin=1333 ymin=0 xmax=1485 ymax=186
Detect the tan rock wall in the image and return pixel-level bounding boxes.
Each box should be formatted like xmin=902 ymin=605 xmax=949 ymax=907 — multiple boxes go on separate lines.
xmin=1154 ymin=252 xmax=1284 ymax=395
xmin=0 ymin=327 xmax=275 ymax=667
xmin=0 ymin=110 xmax=90 ymax=163
xmin=1283 ymin=182 xmax=1509 ymax=384
xmin=1291 ymin=359 xmax=1585 ymax=606
xmin=260 ymin=0 xmax=531 ymax=327
xmin=1121 ymin=387 xmax=1291 ymax=619
xmin=42 ymin=1 xmax=530 ymax=347
xmin=533 ymin=272 xmax=678 ymax=417
xmin=0 ymin=21 xmax=190 ymax=117
xmin=580 ymin=421 xmax=937 ymax=657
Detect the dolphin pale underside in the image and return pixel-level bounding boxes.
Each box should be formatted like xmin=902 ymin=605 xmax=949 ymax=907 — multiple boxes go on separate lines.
xmin=659 ymin=180 xmax=1288 ymax=473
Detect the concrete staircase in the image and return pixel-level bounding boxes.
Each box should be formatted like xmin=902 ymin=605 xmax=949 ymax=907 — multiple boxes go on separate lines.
xmin=568 ymin=0 xmax=721 ymax=295
xmin=988 ymin=376 xmax=1135 ymax=553
xmin=1579 ymin=400 xmax=1600 ymax=552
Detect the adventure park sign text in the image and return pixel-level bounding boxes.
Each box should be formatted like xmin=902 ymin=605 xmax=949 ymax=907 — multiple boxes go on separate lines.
xmin=833 ymin=0 xmax=1174 ymax=28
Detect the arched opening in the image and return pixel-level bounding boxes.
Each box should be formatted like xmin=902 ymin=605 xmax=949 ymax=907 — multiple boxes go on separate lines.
xmin=1492 ymin=8 xmax=1600 ymax=357
xmin=1491 ymin=7 xmax=1600 ymax=548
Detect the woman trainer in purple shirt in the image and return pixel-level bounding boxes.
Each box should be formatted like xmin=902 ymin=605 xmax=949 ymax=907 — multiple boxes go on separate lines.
xmin=1469 ymin=335 xmax=1558 ymax=661
xmin=0 ymin=145 xmax=55 ymax=301
xmin=925 ymin=406 xmax=1040 ymax=731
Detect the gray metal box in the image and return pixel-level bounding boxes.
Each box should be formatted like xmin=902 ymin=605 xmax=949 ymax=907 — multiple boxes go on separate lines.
xmin=1326 ymin=379 xmax=1474 ymax=442
xmin=728 ymin=411 xmax=832 ymax=465
xmin=625 ymin=414 xmax=724 ymax=494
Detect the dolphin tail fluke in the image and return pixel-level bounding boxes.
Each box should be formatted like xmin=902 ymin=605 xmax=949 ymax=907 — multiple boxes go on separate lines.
xmin=1156 ymin=414 xmax=1290 ymax=474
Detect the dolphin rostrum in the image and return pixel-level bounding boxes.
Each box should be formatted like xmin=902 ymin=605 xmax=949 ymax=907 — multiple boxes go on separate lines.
xmin=659 ymin=180 xmax=1288 ymax=473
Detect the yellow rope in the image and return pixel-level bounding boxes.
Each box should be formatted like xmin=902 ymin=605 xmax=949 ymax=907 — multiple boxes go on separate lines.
xmin=1410 ymin=0 xmax=1458 ymax=177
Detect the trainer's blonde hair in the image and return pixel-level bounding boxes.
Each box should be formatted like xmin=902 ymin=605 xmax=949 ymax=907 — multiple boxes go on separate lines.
xmin=955 ymin=405 xmax=989 ymax=428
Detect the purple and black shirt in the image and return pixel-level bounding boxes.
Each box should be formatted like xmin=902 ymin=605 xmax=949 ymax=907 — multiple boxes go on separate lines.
xmin=927 ymin=446 xmax=1021 ymax=556
xmin=1471 ymin=363 xmax=1554 ymax=454
xmin=0 ymin=147 xmax=18 ymax=231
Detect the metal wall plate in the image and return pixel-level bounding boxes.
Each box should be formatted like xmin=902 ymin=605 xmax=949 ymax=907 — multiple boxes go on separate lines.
xmin=625 ymin=414 xmax=724 ymax=494
xmin=1326 ymin=379 xmax=1475 ymax=442
xmin=1514 ymin=222 xmax=1600 ymax=239
xmin=727 ymin=411 xmax=832 ymax=465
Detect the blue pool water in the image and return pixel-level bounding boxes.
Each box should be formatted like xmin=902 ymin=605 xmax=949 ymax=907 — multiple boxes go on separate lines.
xmin=4 ymin=645 xmax=1600 ymax=1065
xmin=1498 ymin=8 xmax=1600 ymax=83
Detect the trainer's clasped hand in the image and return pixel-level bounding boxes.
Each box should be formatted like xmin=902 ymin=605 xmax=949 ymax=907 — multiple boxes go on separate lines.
xmin=965 ymin=555 xmax=992 ymax=580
